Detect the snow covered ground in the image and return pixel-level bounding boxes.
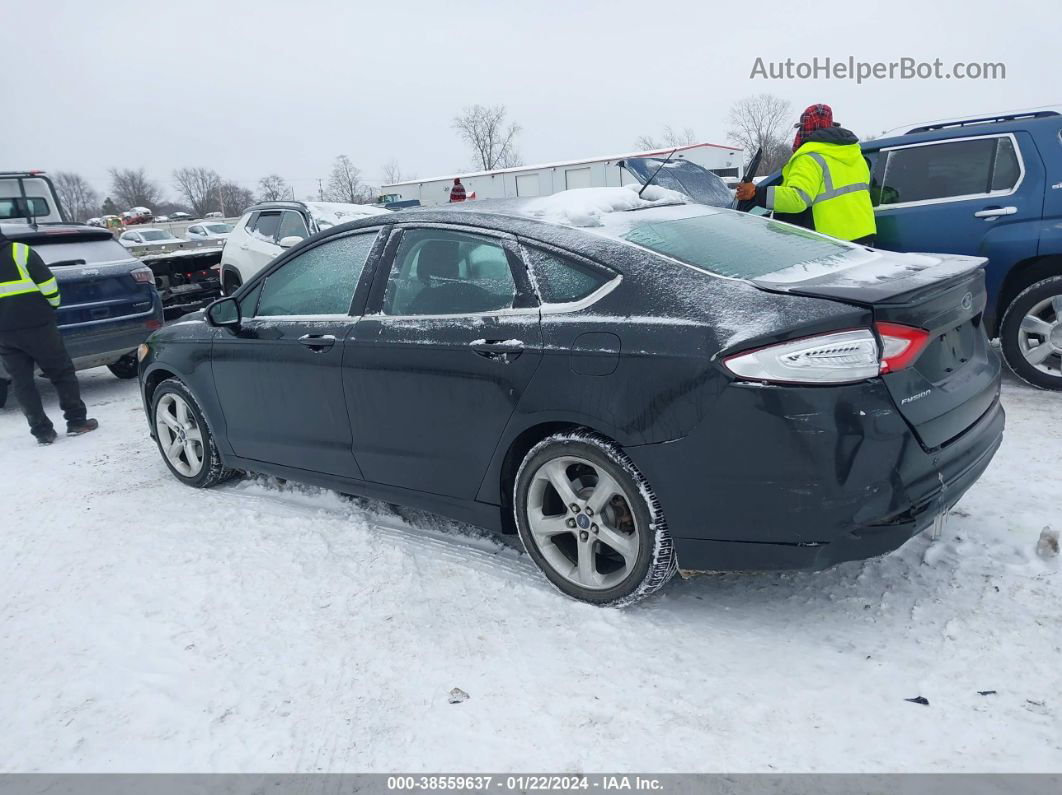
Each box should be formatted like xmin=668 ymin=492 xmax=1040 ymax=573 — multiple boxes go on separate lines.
xmin=0 ymin=369 xmax=1059 ymax=773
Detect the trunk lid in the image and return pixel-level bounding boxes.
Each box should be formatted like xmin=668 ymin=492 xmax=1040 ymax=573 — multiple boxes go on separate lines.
xmin=755 ymin=250 xmax=1000 ymax=449
xmin=621 ymin=157 xmax=734 ymax=208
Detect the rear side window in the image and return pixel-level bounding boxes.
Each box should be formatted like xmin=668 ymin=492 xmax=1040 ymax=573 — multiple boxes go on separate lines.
xmin=276 ymin=210 xmax=309 ymax=241
xmin=878 ymin=136 xmax=1020 ymax=205
xmin=251 ymin=211 xmax=281 ymax=242
xmin=256 ymin=232 xmax=377 ymax=317
xmin=381 ymin=229 xmax=518 ymax=316
xmin=525 ymin=247 xmax=612 ymax=303
xmin=622 ymin=211 xmax=851 ymax=280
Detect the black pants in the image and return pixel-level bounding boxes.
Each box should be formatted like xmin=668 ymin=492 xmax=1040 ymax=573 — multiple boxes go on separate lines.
xmin=0 ymin=322 xmax=87 ymax=438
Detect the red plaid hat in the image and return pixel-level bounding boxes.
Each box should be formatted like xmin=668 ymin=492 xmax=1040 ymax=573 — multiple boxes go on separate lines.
xmin=793 ymin=104 xmax=834 ymax=151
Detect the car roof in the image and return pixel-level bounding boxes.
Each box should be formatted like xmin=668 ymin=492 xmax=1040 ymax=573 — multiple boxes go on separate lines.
xmin=324 ymin=195 xmax=717 ymax=267
xmin=867 ymin=111 xmax=1062 ymax=150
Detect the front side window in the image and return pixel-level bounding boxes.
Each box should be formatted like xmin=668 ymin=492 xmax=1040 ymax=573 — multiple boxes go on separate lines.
xmin=878 ymin=136 xmax=1020 ymax=206
xmin=525 ymin=246 xmax=613 ymax=304
xmin=276 ymin=211 xmax=309 ymax=241
xmin=382 ymin=229 xmax=518 ymax=316
xmin=256 ymin=231 xmax=378 ymax=317
xmin=251 ymin=211 xmax=281 ymax=242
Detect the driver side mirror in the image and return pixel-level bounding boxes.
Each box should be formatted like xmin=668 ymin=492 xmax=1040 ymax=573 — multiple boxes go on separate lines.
xmin=206 ymin=296 xmax=240 ymax=329
xmin=278 ymin=235 xmax=303 ymax=249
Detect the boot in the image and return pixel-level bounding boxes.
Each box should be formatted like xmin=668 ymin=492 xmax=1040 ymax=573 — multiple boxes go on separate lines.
xmin=67 ymin=418 xmax=99 ymax=436
xmin=35 ymin=428 xmax=58 ymax=445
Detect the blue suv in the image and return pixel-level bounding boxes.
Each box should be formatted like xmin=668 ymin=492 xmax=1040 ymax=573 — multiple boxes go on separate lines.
xmin=852 ymin=109 xmax=1062 ymax=389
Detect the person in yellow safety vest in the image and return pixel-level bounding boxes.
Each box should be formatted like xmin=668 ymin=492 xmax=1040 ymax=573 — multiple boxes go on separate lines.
xmin=0 ymin=234 xmax=98 ymax=445
xmin=735 ymin=103 xmax=877 ymax=245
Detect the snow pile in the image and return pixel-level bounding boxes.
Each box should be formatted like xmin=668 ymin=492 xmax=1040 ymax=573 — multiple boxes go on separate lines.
xmin=305 ymin=201 xmax=391 ymax=229
xmin=1 ymin=372 xmax=1061 ymax=772
xmin=524 ymin=184 xmax=687 ymax=228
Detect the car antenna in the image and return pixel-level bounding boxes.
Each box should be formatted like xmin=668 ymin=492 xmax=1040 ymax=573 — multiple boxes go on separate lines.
xmin=637 ymin=148 xmax=679 ymax=199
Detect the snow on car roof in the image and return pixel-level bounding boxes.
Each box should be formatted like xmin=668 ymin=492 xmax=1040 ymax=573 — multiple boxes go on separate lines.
xmin=520 ymin=184 xmax=694 ymax=229
xmin=303 ymin=201 xmax=390 ymax=228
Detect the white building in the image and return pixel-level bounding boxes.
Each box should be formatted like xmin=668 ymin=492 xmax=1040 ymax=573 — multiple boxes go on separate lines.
xmin=383 ymin=141 xmax=743 ymax=207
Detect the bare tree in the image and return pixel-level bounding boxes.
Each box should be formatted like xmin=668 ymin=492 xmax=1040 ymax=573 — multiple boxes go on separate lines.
xmin=257 ymin=174 xmax=289 ymax=202
xmin=108 ymin=167 xmax=162 ymax=209
xmin=325 ymin=155 xmax=371 ymax=203
xmin=634 ymin=124 xmax=698 ymax=151
xmin=53 ymin=171 xmax=100 ymax=222
xmin=452 ymin=104 xmax=522 ymax=170
xmin=219 ymin=182 xmax=254 ymax=216
xmin=173 ymin=167 xmax=222 ymax=216
xmin=381 ymin=158 xmax=404 ymax=185
xmin=726 ymin=94 xmax=794 ymax=175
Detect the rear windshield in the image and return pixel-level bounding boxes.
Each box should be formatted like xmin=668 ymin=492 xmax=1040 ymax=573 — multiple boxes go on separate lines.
xmin=621 ymin=210 xmax=854 ymax=279
xmin=32 ymin=238 xmax=135 ymax=266
xmin=140 ymin=230 xmax=170 ymax=241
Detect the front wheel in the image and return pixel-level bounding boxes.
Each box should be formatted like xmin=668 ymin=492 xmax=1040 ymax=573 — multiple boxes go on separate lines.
xmin=514 ymin=430 xmax=676 ymax=607
xmin=152 ymin=378 xmax=235 ymax=488
xmin=1000 ymin=275 xmax=1062 ymax=390
xmin=107 ymin=352 xmax=139 ymax=379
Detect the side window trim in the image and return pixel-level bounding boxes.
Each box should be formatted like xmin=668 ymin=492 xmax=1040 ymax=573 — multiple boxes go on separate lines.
xmin=875 ymin=132 xmax=1025 ymax=212
xmin=518 ymin=239 xmax=622 ymax=313
xmin=243 ymin=228 xmax=385 ymax=320
xmin=366 ymin=224 xmax=539 ymax=319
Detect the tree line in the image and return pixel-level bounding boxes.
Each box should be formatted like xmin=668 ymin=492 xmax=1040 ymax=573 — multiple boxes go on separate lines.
xmin=53 ymin=94 xmax=803 ymax=222
xmin=52 ymin=155 xmax=387 ymax=223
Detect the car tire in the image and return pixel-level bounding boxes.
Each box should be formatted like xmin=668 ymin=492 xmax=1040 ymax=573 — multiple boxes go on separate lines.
xmin=514 ymin=429 xmax=677 ymax=607
xmin=152 ymin=377 xmax=235 ymax=488
xmin=107 ymin=352 xmax=139 ymax=380
xmin=999 ymin=275 xmax=1062 ymax=390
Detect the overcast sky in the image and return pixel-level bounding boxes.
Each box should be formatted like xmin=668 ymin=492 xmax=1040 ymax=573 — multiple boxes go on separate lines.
xmin=2 ymin=0 xmax=1052 ymax=200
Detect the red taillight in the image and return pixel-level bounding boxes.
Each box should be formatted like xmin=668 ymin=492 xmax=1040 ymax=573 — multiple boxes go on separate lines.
xmin=876 ymin=322 xmax=931 ymax=373
xmin=145 ymin=319 xmax=162 ymax=330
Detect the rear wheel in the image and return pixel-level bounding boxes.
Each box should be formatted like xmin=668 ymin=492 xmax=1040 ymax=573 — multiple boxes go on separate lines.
xmin=514 ymin=430 xmax=676 ymax=607
xmin=107 ymin=352 xmax=139 ymax=379
xmin=1000 ymin=275 xmax=1062 ymax=390
xmin=152 ymin=378 xmax=235 ymax=488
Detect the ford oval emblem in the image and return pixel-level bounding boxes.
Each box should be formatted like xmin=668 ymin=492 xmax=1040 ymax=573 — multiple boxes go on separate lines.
xmin=961 ymin=292 xmax=974 ymax=311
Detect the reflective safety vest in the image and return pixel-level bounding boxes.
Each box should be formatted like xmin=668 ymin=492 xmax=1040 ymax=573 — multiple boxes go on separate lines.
xmin=0 ymin=242 xmax=60 ymax=308
xmin=765 ymin=140 xmax=876 ymax=242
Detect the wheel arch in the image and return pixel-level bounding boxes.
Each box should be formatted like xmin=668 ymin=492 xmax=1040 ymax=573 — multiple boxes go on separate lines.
xmin=142 ymin=365 xmax=180 ymax=411
xmin=220 ymin=263 xmax=243 ymax=292
xmin=993 ymin=254 xmax=1062 ymax=335
xmin=492 ymin=420 xmax=610 ymax=534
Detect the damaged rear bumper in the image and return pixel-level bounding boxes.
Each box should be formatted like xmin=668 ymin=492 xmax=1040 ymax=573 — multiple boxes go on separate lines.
xmin=624 ymin=379 xmax=1005 ymax=572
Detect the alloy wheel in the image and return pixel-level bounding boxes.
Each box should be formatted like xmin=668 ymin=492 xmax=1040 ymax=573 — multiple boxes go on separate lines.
xmin=1017 ymin=294 xmax=1062 ymax=376
xmin=155 ymin=393 xmax=205 ymax=477
xmin=525 ymin=455 xmax=640 ymax=590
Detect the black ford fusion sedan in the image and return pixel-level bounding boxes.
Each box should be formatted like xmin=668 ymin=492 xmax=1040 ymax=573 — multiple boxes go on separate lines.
xmin=138 ymin=192 xmax=1004 ymax=606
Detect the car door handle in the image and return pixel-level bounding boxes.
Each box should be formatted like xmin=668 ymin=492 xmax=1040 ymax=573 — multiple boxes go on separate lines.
xmin=297 ymin=334 xmax=337 ymax=352
xmin=240 ymin=243 xmax=250 ymax=249
xmin=470 ymin=339 xmax=524 ymax=359
xmin=974 ymin=206 xmax=1017 ymax=218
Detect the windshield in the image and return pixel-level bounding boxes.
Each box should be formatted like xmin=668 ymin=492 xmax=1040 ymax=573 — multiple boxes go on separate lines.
xmin=139 ymin=230 xmax=170 ymax=241
xmin=33 ymin=239 xmax=135 ymax=266
xmin=204 ymin=223 xmax=232 ymax=234
xmin=620 ymin=209 xmax=856 ymax=280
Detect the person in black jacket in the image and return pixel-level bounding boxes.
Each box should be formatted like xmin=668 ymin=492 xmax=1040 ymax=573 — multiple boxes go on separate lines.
xmin=0 ymin=235 xmax=97 ymax=444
